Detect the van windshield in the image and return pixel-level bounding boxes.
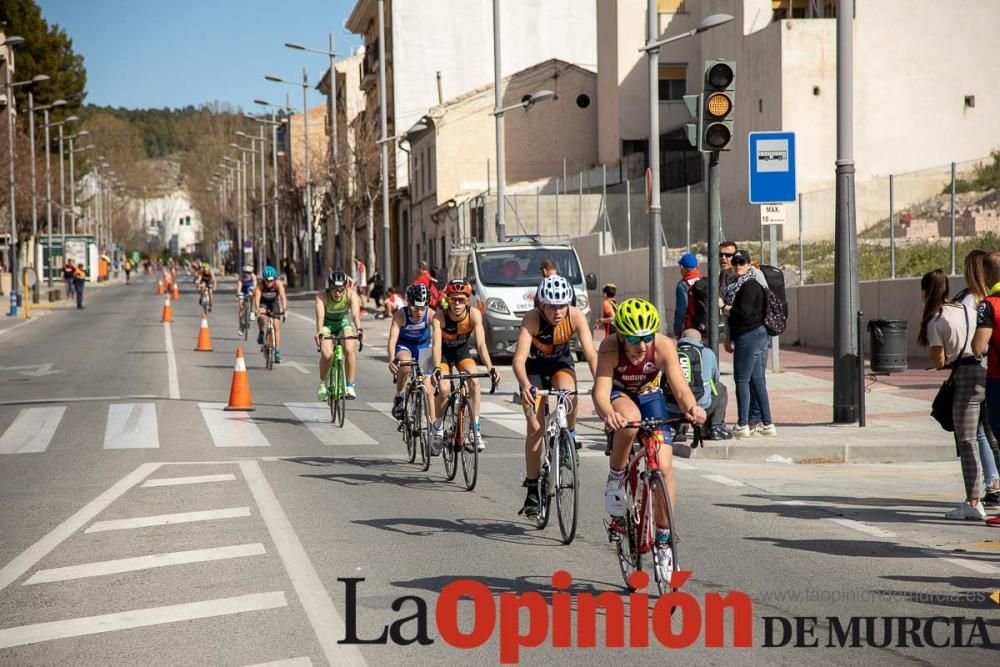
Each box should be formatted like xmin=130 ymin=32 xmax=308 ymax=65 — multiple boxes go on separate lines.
xmin=476 ymin=248 xmax=582 ymax=287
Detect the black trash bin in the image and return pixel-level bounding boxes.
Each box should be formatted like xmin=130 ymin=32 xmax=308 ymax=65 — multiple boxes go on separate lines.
xmin=867 ymin=319 xmax=908 ymax=374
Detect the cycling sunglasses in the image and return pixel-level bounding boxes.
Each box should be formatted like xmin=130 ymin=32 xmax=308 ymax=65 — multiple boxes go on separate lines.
xmin=623 ymin=333 xmax=655 ymax=345
xmin=449 ymin=296 xmax=469 ymax=304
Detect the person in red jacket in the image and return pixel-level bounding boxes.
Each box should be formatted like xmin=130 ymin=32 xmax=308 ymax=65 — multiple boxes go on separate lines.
xmin=673 ymin=253 xmax=702 ymax=337
xmin=412 ymin=261 xmax=440 ymax=308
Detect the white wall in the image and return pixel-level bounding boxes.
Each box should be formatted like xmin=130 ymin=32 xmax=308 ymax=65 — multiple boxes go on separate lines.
xmin=390 ymin=0 xmax=596 ymax=186
xmin=135 ymin=192 xmax=202 ymax=251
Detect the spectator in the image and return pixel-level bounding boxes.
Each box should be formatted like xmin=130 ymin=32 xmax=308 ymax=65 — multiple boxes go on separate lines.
xmin=73 ymin=263 xmax=87 ymax=309
xmin=355 ymin=257 xmax=368 ymax=307
xmin=724 ymin=250 xmax=774 ymax=438
xmin=382 ymin=286 xmax=405 ymax=319
xmin=673 ymin=252 xmax=702 ymax=337
xmin=412 ymin=261 xmax=441 ymax=308
xmin=718 ymin=241 xmax=738 ymax=296
xmin=592 ymin=283 xmax=617 ymax=337
xmin=63 ymin=259 xmax=76 ymax=300
xmin=540 ymin=258 xmax=558 ymax=277
xmin=921 ymin=269 xmax=987 ymax=520
xmin=667 ymin=329 xmax=731 ymax=440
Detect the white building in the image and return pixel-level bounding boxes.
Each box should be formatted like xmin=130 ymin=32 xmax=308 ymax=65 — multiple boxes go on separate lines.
xmin=598 ymin=0 xmax=1000 ymax=242
xmin=133 ymin=191 xmax=202 ymax=254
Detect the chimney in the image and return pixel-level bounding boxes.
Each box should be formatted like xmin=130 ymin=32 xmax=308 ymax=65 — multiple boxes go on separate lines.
xmin=436 ymin=71 xmax=443 ymax=105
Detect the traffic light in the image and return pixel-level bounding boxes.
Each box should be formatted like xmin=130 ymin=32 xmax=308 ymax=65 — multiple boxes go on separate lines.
xmin=682 ymin=93 xmax=703 ymax=152
xmin=702 ymin=59 xmax=735 ymax=151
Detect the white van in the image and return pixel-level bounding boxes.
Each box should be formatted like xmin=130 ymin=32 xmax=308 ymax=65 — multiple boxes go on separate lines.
xmin=447 ymin=236 xmax=597 ymax=358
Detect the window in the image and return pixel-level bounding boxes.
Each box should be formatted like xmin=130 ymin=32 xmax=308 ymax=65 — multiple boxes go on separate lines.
xmin=658 ymin=64 xmax=687 ymax=102
xmin=657 ymin=0 xmax=686 ymax=12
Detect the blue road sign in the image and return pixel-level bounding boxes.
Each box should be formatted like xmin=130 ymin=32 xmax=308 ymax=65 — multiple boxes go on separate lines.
xmin=748 ymin=131 xmax=796 ymax=204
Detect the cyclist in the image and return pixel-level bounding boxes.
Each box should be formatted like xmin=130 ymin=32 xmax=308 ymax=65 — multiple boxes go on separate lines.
xmin=512 ymin=274 xmax=598 ymax=518
xmin=430 ymin=278 xmax=501 ymax=452
xmin=198 ymin=263 xmax=217 ymax=309
xmin=389 ymin=283 xmax=436 ymax=422
xmin=253 ymin=265 xmax=288 ymax=363
xmin=235 ymin=264 xmax=257 ymax=336
xmin=314 ymin=271 xmax=363 ymax=400
xmin=592 ymin=298 xmax=706 ymax=583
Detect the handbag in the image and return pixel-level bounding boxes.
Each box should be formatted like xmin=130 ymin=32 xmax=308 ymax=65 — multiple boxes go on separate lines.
xmin=929 ymin=303 xmax=970 ymax=432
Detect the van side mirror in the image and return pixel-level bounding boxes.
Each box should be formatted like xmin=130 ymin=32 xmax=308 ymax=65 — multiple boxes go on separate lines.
xmin=585 ymin=272 xmax=597 ymax=291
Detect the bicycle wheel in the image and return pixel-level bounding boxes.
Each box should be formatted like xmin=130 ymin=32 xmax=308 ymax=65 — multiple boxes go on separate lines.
xmin=535 ymin=442 xmax=552 ymax=529
xmin=414 ymin=389 xmax=431 ymax=472
xmin=404 ymin=392 xmax=417 ymax=463
xmin=614 ymin=463 xmax=643 ymax=591
xmin=441 ymin=400 xmax=458 ymax=481
xmin=242 ymin=307 xmax=249 ymax=340
xmin=555 ymin=429 xmax=579 ymax=544
xmin=648 ymin=469 xmax=679 ymax=597
xmin=459 ymin=399 xmax=478 ymax=491
xmin=265 ymin=339 xmax=274 ymax=370
xmin=328 ymin=364 xmax=340 ymax=423
xmin=335 ymin=359 xmax=346 ymax=428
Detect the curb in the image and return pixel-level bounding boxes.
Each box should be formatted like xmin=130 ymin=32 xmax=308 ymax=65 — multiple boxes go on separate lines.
xmin=695 ymin=441 xmax=955 ymax=464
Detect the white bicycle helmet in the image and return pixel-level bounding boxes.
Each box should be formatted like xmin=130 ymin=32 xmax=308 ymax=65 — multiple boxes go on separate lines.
xmin=536 ymin=275 xmax=574 ymax=306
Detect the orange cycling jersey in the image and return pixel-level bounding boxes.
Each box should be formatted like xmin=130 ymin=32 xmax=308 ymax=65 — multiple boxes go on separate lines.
xmin=441 ymin=309 xmax=474 ymax=351
xmin=529 ymin=312 xmax=575 ymax=360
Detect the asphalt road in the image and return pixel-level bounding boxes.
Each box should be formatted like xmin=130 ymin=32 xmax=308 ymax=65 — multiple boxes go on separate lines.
xmin=0 ymin=277 xmax=996 ymax=666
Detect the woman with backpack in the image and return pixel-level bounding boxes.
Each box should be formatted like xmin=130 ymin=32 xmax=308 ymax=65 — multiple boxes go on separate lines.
xmin=921 ymin=269 xmax=988 ymax=521
xmin=723 ymin=250 xmax=774 ymax=438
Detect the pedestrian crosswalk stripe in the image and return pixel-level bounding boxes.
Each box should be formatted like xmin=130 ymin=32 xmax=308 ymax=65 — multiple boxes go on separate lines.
xmin=104 ymin=403 xmax=159 ymax=449
xmin=23 ymin=543 xmax=266 ymax=585
xmin=367 ymin=402 xmax=396 ymax=421
xmin=85 ymin=507 xmax=252 ymax=533
xmin=199 ymin=402 xmax=270 ymax=447
xmin=0 ymin=407 xmax=66 ymax=454
xmin=0 ymin=591 xmax=287 ymax=649
xmin=285 ymin=402 xmax=377 ymax=446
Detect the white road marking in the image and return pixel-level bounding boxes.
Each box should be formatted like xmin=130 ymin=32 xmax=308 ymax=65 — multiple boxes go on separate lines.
xmin=942 ymin=557 xmax=1000 ymax=575
xmin=0 ymin=591 xmax=287 ymax=649
xmin=0 ymin=463 xmax=161 ymax=592
xmin=0 ymin=317 xmax=39 ymax=337
xmin=104 ymin=403 xmax=159 ymax=449
xmin=245 ymin=658 xmax=313 ymax=667
xmin=367 ymin=401 xmax=396 ymax=420
xmin=0 ymin=394 xmax=157 ymax=407
xmin=0 ymin=407 xmax=66 ymax=454
xmin=285 ymin=402 xmax=377 ymax=446
xmin=164 ymin=323 xmax=180 ymax=400
xmin=85 ymin=507 xmax=251 ymax=533
xmin=24 ymin=543 xmax=266 ymax=585
xmin=141 ymin=473 xmax=237 ymax=487
xmin=199 ymin=402 xmax=270 ymax=447
xmin=672 ymin=460 xmax=697 ymax=470
xmin=287 ymin=311 xmax=313 ymax=324
xmin=239 ymin=461 xmax=367 ymax=667
xmin=701 ymin=474 xmax=746 ymax=487
xmin=827 ymin=518 xmax=897 ymax=538
xmin=283 ymin=360 xmax=311 ymax=375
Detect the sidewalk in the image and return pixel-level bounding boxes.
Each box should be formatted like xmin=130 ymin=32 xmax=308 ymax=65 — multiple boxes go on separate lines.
xmin=703 ymin=344 xmax=952 ymax=463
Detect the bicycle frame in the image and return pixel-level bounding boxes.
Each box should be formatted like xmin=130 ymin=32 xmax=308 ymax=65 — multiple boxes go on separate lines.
xmin=535 ymin=389 xmax=577 ymax=497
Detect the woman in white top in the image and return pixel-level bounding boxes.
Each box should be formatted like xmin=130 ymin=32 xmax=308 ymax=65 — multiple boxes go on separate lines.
xmin=919 ymin=269 xmax=986 ymax=520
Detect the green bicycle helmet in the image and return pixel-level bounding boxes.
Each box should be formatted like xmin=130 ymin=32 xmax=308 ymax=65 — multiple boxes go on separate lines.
xmin=262 ymin=265 xmax=278 ymax=280
xmin=613 ymin=298 xmax=660 ymax=337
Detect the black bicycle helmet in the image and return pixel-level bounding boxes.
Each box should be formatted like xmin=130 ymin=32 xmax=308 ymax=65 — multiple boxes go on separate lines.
xmin=405 ymin=283 xmax=430 ymax=307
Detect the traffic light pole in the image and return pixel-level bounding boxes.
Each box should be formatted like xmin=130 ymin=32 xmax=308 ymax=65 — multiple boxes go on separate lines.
xmin=707 ymin=151 xmax=721 ymax=357
xmin=833 ymin=0 xmax=859 ymax=423
xmin=645 ymin=0 xmax=663 ymax=326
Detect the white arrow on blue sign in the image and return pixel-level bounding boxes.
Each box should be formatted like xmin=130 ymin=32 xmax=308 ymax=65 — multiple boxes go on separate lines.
xmin=748 ymin=131 xmax=796 ymax=204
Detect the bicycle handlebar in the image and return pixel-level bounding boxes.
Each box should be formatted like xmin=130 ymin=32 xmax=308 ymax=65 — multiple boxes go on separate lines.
xmin=319 ymin=333 xmax=364 ymax=352
xmin=514 ymin=388 xmax=578 ymax=399
xmin=432 ymin=370 xmax=499 ymax=396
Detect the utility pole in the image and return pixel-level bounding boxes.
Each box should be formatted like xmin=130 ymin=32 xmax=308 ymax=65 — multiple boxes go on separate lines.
xmin=707 ymin=152 xmax=721 ymax=356
xmin=492 ymin=0 xmax=507 ymax=242
xmin=377 ymin=0 xmax=392 ymax=285
xmin=832 ymin=0 xmax=859 ymax=423
xmin=645 ymin=0 xmax=663 ymax=326
xmin=328 ymin=33 xmax=340 ymax=264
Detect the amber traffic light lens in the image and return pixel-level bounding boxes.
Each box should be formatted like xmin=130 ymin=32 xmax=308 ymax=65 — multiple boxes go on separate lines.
xmin=706 ymin=92 xmax=732 ymax=118
xmin=707 ymin=63 xmax=734 ymax=89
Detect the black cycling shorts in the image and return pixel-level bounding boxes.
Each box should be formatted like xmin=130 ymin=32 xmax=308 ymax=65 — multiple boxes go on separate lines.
xmin=525 ymin=354 xmax=575 ymax=391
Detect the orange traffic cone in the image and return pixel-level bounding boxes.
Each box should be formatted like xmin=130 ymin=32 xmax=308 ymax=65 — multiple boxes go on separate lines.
xmin=172 ymin=283 xmax=181 ymax=300
xmin=157 ymin=280 xmax=164 ymax=295
xmin=194 ymin=314 xmax=213 ymax=351
xmin=161 ymin=296 xmax=174 ymax=323
xmin=224 ymin=348 xmax=255 ymax=411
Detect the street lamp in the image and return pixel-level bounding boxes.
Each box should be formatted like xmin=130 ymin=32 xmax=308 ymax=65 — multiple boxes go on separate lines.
xmin=285 ymin=35 xmax=340 ymax=268
xmin=490 ymin=88 xmax=555 ymax=243
xmin=2 ymin=35 xmax=31 ymax=314
xmin=237 ymin=129 xmax=267 ymax=268
xmin=266 ymin=71 xmax=317 ymax=290
xmin=640 ymin=6 xmax=733 ymax=331
xmin=31 ymin=97 xmax=65 ymax=288
xmin=246 ymin=112 xmax=284 ymax=265
xmin=225 ymin=152 xmax=250 ymax=263
xmin=65 ymin=130 xmax=90 ymax=236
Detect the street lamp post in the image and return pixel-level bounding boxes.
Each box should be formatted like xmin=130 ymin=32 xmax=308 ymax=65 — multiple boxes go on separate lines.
xmin=31 ymin=98 xmax=65 ymax=290
xmin=237 ymin=130 xmax=266 ymax=268
xmin=247 ymin=111 xmax=285 ymax=266
xmin=377 ymin=0 xmax=391 ymax=285
xmin=266 ymin=72 xmax=316 ymax=290
xmin=639 ymin=8 xmax=733 ymax=328
xmin=490 ymin=91 xmax=556 ymax=242
xmin=66 ymin=131 xmax=90 ymax=236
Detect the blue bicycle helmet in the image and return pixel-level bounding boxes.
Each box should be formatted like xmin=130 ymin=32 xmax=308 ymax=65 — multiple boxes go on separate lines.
xmin=262 ymin=265 xmax=278 ymax=280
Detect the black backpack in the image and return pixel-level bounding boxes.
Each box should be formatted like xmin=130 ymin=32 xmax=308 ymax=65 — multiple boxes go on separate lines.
xmin=685 ymin=277 xmax=725 ymax=337
xmin=757 ymin=265 xmax=788 ymax=336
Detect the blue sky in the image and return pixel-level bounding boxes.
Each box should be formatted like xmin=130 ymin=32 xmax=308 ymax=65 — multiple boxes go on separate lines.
xmin=39 ymin=0 xmax=363 ymax=111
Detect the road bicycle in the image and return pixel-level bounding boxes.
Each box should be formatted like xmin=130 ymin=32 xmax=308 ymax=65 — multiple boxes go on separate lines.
xmin=433 ymin=369 xmax=499 ymax=490
xmin=526 ymin=388 xmax=579 ymax=545
xmin=319 ymin=333 xmax=363 ymax=427
xmin=199 ymin=286 xmax=214 ymax=314
xmin=394 ymin=359 xmax=431 ymax=470
xmin=237 ymin=294 xmax=251 ymax=340
xmin=260 ymin=311 xmax=283 ymax=370
xmin=604 ymin=417 xmax=698 ymax=597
